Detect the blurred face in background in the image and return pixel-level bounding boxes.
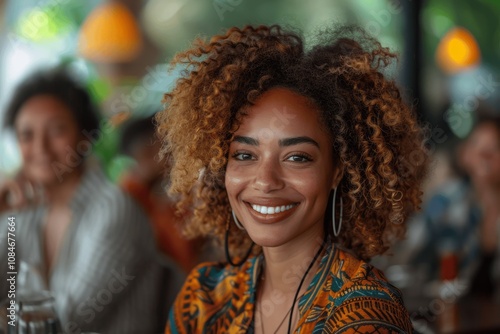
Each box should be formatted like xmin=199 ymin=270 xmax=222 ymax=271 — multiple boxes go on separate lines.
xmin=465 ymin=122 xmax=500 ymax=187
xmin=15 ymin=95 xmax=83 ymax=185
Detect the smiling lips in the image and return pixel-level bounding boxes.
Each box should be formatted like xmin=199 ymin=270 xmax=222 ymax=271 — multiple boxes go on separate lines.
xmin=244 ymin=201 xmax=299 ymax=224
xmin=250 ymin=204 xmax=296 ymax=214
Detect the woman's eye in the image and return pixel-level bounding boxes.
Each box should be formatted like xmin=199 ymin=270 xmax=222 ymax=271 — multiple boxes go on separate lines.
xmin=232 ymin=152 xmax=254 ymax=161
xmin=48 ymin=124 xmax=66 ymax=136
xmin=286 ymin=154 xmax=312 ymax=162
xmin=17 ymin=130 xmax=33 ymax=143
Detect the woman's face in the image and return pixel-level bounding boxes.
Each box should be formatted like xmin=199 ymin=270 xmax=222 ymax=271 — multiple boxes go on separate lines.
xmin=225 ymin=88 xmax=342 ymax=248
xmin=466 ymin=122 xmax=500 ymax=187
xmin=15 ymin=95 xmax=83 ymax=185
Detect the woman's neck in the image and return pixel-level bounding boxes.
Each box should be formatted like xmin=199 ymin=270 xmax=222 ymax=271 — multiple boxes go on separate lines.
xmin=256 ymin=228 xmax=327 ymax=334
xmin=261 ymin=228 xmax=326 ymax=294
xmin=44 ymin=168 xmax=84 ymax=207
xmin=476 ymin=187 xmax=500 ymax=214
xmin=474 ymin=179 xmax=500 ymax=198
xmin=475 ymin=185 xmax=500 ymax=253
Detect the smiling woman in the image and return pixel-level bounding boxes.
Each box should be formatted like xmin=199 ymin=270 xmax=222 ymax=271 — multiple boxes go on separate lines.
xmin=0 ymin=68 xmax=177 ymax=333
xmin=225 ymin=88 xmax=341 ymax=251
xmin=157 ymin=24 xmax=428 ymax=333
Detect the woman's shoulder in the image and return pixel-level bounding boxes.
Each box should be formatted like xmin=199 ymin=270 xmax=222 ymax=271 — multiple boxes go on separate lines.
xmin=176 ymin=257 xmax=258 ymax=308
xmin=70 ymin=167 xmax=153 ymax=244
xmin=185 ymin=259 xmax=254 ymax=288
xmin=74 ymin=167 xmax=130 ymax=205
xmin=321 ymin=247 xmax=412 ymax=333
xmin=73 ymin=167 xmax=147 ymax=218
xmin=187 ymin=261 xmax=229 ymax=280
xmin=331 ymin=247 xmax=405 ymax=303
xmin=169 ymin=258 xmax=257 ymax=330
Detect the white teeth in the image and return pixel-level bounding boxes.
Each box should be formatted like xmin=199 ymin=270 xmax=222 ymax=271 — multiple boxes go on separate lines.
xmin=251 ymin=203 xmax=296 ymax=215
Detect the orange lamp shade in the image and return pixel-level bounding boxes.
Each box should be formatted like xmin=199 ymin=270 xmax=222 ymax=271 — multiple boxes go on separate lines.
xmin=78 ymin=2 xmax=142 ymax=63
xmin=436 ymin=27 xmax=480 ymax=74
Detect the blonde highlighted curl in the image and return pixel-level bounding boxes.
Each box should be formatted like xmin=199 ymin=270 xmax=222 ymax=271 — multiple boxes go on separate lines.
xmin=156 ymin=25 xmax=428 ymax=261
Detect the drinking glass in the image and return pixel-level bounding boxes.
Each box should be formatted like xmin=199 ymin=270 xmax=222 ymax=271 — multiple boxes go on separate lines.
xmin=1 ymin=290 xmax=60 ymax=334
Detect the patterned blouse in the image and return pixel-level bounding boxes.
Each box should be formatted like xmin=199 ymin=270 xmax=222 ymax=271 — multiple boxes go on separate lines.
xmin=166 ymin=241 xmax=413 ymax=333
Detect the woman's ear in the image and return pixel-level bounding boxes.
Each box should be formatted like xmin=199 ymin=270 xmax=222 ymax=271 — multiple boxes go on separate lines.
xmin=331 ymin=165 xmax=344 ymax=189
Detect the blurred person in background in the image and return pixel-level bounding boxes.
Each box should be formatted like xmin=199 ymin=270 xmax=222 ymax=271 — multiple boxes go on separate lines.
xmin=403 ymin=113 xmax=500 ymax=301
xmin=0 ymin=67 xmax=181 ymax=333
xmin=118 ymin=115 xmax=202 ymax=273
xmin=462 ymin=114 xmax=500 ymax=298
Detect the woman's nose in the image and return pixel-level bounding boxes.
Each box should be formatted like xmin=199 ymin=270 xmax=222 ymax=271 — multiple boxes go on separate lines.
xmin=252 ymin=158 xmax=285 ymax=193
xmin=33 ymin=132 xmax=50 ymax=153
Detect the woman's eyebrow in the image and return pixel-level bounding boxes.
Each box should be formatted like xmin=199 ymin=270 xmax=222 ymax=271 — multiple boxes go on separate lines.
xmin=233 ymin=135 xmax=320 ymax=148
xmin=233 ymin=135 xmax=259 ymax=146
xmin=279 ymin=136 xmax=319 ymax=148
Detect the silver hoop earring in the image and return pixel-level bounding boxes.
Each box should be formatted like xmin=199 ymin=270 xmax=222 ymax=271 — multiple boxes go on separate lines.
xmin=232 ymin=210 xmax=245 ymax=230
xmin=332 ymin=187 xmax=343 ymax=237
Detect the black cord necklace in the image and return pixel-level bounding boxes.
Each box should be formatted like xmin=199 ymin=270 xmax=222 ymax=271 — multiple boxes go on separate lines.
xmin=285 ymin=239 xmax=326 ymax=334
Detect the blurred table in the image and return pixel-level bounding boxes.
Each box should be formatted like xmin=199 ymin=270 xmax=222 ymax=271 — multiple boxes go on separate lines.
xmin=406 ymin=294 xmax=500 ymax=334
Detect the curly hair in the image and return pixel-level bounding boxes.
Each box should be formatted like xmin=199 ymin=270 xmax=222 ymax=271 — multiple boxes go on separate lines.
xmin=156 ymin=25 xmax=428 ymax=261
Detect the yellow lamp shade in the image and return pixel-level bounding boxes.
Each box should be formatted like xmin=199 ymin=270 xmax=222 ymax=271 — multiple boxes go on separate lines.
xmin=436 ymin=27 xmax=480 ymax=74
xmin=78 ymin=2 xmax=142 ymax=63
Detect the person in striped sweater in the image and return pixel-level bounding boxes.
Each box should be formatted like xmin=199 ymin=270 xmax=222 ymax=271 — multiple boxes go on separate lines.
xmin=0 ymin=67 xmax=182 ymax=333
